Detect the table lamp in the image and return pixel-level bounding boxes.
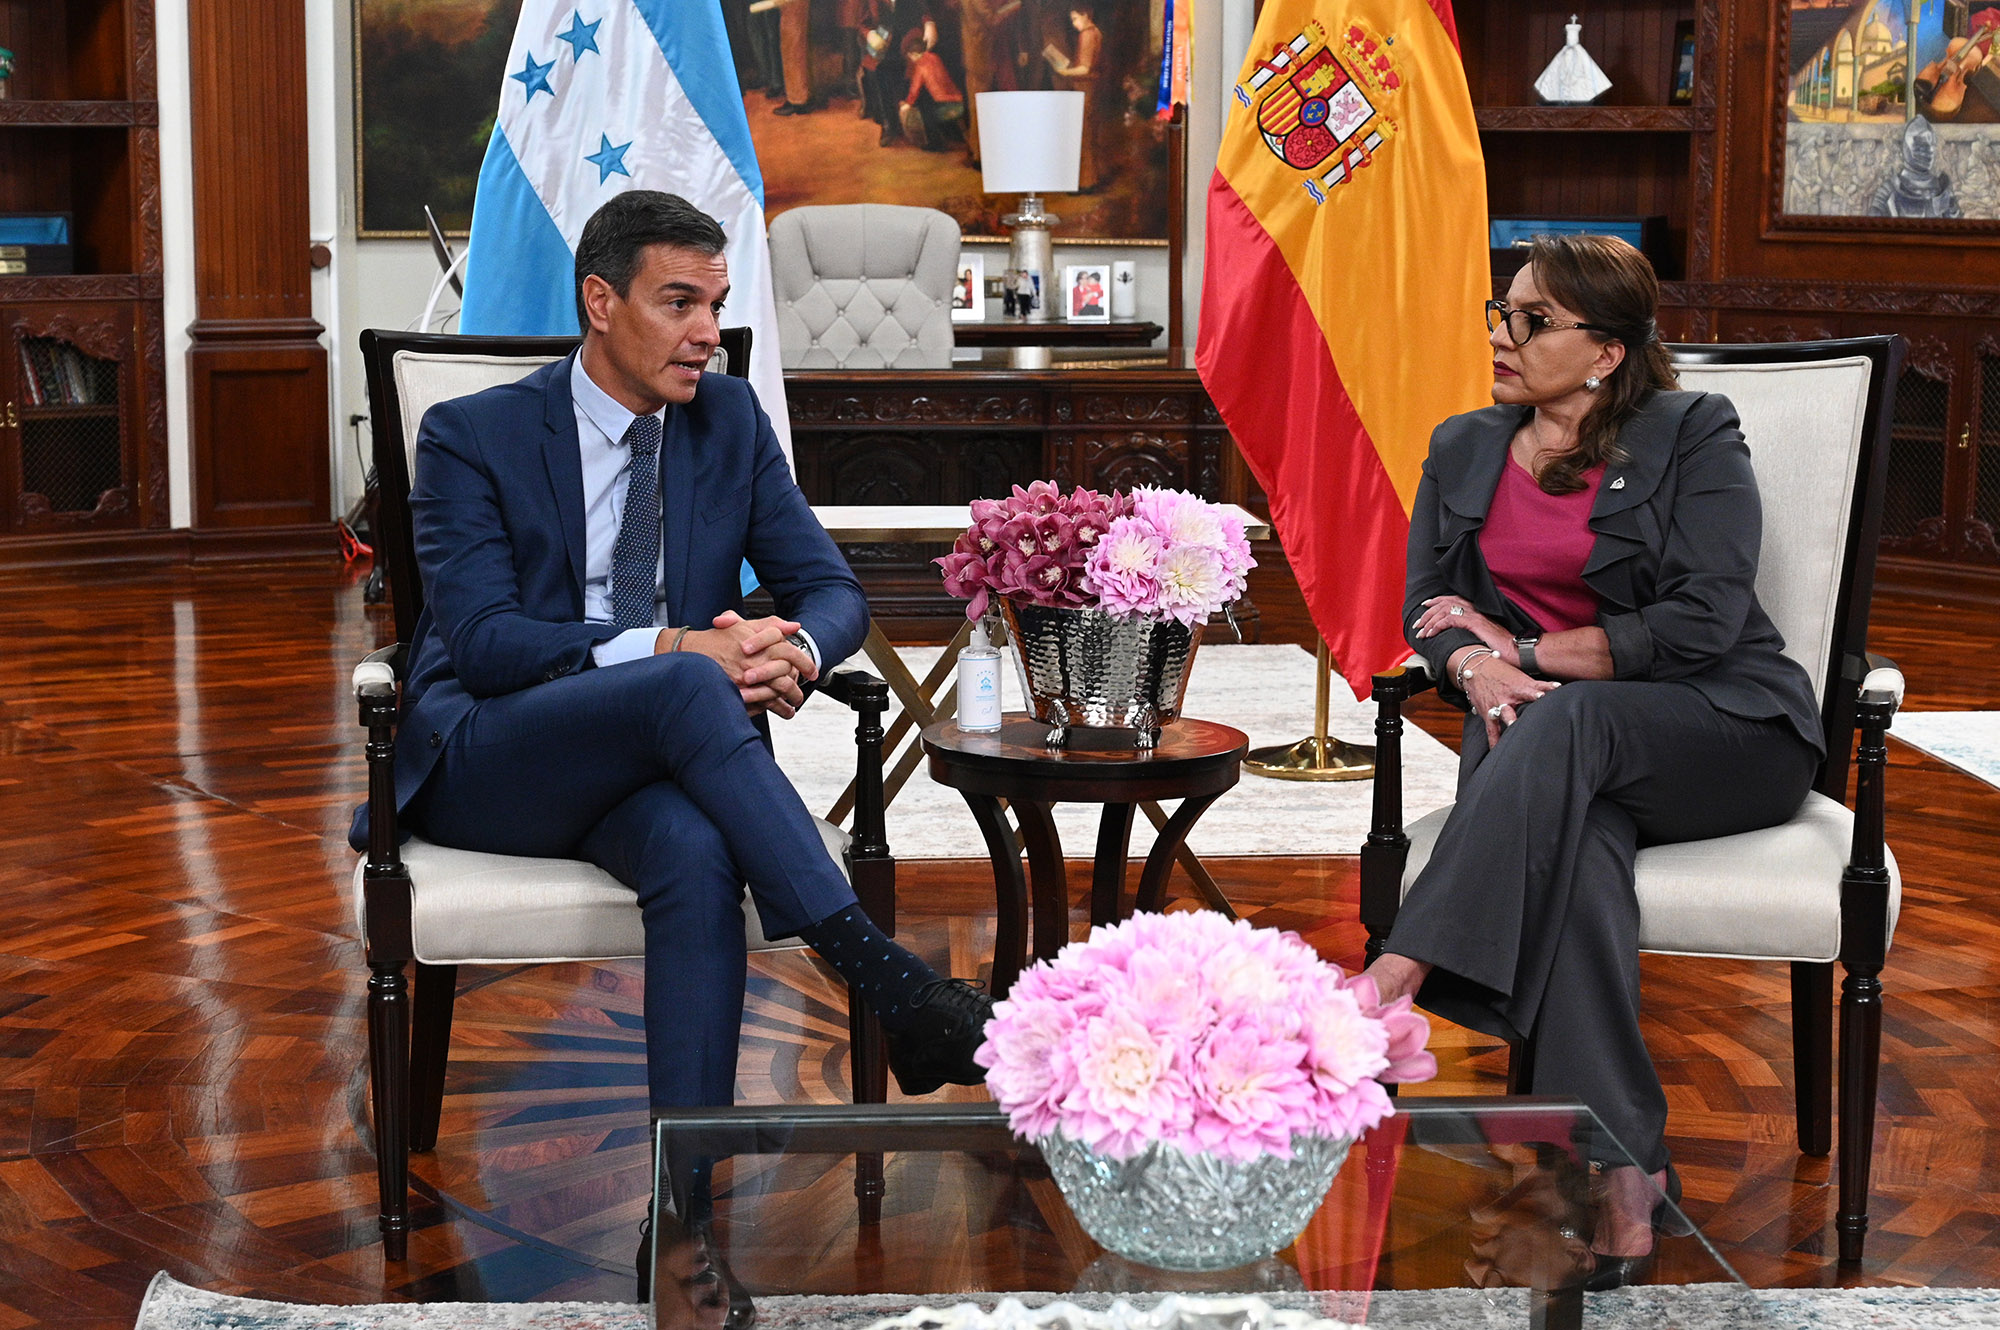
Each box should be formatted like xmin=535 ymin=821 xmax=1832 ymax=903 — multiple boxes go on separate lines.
xmin=976 ymin=91 xmax=1083 ymax=322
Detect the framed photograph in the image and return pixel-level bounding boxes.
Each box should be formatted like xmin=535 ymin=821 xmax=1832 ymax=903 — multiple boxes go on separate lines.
xmin=952 ymin=252 xmax=985 ymax=322
xmin=727 ymin=0 xmax=1172 ymax=243
xmin=1774 ymin=0 xmax=2000 ymax=228
xmin=1668 ymin=20 xmax=1696 ymax=106
xmin=1064 ymin=264 xmax=1110 ymax=322
xmin=354 ymin=0 xmax=525 ymax=237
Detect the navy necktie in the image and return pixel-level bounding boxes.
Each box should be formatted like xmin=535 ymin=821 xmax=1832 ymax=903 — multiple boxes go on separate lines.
xmin=609 ymin=413 xmax=664 ymax=630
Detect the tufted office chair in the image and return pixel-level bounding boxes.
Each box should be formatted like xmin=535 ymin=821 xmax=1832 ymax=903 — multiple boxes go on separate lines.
xmin=1359 ymin=336 xmax=1908 ymax=1263
xmin=352 ymin=328 xmax=895 ymax=1260
xmin=769 ymin=203 xmax=961 ymax=369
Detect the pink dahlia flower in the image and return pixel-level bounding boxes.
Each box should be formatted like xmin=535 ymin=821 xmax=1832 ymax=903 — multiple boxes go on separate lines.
xmin=980 ymin=911 xmax=1434 ymax=1162
xmin=1154 ymin=543 xmax=1230 ymax=628
xmin=1081 ymin=517 xmax=1165 ymax=618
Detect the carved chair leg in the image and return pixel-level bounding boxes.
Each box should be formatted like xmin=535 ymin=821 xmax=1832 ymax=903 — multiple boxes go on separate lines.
xmin=850 ymin=998 xmax=887 ymax=1225
xmin=367 ymin=957 xmax=413 ymax=1260
xmin=409 ymin=962 xmax=458 ymax=1154
xmin=1837 ymin=960 xmax=1885 ymax=1264
xmin=846 ymin=852 xmax=893 ymax=1223
xmin=1792 ymin=961 xmax=1834 ymax=1158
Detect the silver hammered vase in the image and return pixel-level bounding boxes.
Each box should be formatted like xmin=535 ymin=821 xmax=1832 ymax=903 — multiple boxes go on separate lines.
xmin=1039 ymin=1132 xmax=1352 ymax=1272
xmin=1000 ymin=601 xmax=1204 ymax=747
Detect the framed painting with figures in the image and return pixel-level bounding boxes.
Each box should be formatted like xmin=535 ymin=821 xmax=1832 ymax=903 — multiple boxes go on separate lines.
xmin=725 ymin=0 xmax=1172 ymax=243
xmin=1776 ymin=0 xmax=2000 ymax=227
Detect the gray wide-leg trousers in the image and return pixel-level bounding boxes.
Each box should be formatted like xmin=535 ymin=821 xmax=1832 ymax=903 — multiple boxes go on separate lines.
xmin=1386 ymin=680 xmax=1818 ymax=1172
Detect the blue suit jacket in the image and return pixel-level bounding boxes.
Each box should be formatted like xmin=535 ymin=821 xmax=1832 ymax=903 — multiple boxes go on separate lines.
xmin=350 ymin=354 xmax=867 ymax=849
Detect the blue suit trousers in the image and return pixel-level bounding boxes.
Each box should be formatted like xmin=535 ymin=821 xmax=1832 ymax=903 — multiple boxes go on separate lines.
xmin=410 ymin=650 xmax=859 ymax=1108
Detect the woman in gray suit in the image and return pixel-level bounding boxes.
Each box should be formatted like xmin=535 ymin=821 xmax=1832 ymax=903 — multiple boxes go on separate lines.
xmin=1361 ymin=235 xmax=1823 ymax=1283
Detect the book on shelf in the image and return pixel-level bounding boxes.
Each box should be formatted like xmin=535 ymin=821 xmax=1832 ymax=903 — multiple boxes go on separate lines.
xmin=19 ymin=339 xmax=109 ymax=407
xmin=18 ymin=343 xmax=43 ymax=406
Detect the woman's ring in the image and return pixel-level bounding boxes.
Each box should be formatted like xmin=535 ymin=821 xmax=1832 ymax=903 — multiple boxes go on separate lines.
xmin=1487 ymin=705 xmax=1506 ymax=720
xmin=1449 ymin=606 xmax=1465 ymax=616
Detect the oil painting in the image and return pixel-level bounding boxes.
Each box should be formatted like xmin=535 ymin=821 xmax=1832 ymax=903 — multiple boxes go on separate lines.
xmin=356 ymin=0 xmax=1172 ymax=241
xmin=1782 ymin=0 xmax=2000 ymax=221
xmin=723 ymin=0 xmax=1172 ymax=242
xmin=356 ymin=0 xmax=524 ymax=236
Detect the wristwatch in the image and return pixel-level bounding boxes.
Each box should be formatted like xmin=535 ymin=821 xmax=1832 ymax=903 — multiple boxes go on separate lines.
xmin=1514 ymin=636 xmax=1541 ymax=677
xmin=785 ymin=629 xmax=813 ymax=659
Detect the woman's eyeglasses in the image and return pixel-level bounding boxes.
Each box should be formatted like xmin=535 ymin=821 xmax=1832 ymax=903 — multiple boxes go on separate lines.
xmin=1485 ymin=300 xmax=1614 ymax=345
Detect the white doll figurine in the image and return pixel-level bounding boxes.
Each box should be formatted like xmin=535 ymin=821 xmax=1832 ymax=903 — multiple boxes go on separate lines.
xmin=1535 ymin=15 xmax=1612 ymax=104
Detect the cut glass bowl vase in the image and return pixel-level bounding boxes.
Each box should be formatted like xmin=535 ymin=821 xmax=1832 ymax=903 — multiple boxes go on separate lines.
xmin=1039 ymin=1131 xmax=1352 ymax=1272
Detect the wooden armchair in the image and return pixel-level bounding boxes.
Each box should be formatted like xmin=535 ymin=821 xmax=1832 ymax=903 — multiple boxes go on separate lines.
xmin=1359 ymin=336 xmax=1907 ymax=1263
xmin=352 ymin=328 xmax=895 ymax=1259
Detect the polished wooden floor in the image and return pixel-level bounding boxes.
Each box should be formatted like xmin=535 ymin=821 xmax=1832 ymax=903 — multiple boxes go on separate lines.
xmin=2 ymin=557 xmax=1998 ymax=1326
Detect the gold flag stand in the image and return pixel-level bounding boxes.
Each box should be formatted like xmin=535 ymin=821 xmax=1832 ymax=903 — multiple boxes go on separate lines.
xmin=1243 ymin=637 xmax=1375 ymax=781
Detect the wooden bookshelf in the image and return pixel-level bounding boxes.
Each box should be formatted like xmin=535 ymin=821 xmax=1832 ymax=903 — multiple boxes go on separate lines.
xmin=0 ymin=0 xmax=163 ymax=536
xmin=1458 ymin=0 xmax=1713 ymax=290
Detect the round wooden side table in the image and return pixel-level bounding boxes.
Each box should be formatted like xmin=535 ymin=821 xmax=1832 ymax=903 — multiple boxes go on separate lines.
xmin=921 ymin=714 xmax=1248 ymax=997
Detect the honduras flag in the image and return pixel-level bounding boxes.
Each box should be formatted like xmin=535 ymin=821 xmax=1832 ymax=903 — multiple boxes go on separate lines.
xmin=459 ymin=1 xmax=789 ymax=454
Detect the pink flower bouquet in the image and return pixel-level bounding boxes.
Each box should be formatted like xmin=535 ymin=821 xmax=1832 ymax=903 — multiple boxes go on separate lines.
xmin=936 ymin=481 xmax=1254 ymax=627
xmin=975 ymin=911 xmax=1435 ymax=1163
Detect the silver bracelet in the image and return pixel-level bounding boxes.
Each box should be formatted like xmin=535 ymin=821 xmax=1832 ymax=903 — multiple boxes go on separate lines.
xmin=1455 ymin=646 xmax=1496 ymax=692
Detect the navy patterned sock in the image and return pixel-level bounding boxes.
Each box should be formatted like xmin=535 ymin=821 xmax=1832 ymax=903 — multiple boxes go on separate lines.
xmin=796 ymin=905 xmax=940 ymax=1033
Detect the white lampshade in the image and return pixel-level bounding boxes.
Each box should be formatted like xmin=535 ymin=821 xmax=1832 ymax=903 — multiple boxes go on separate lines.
xmin=976 ymin=91 xmax=1084 ymax=195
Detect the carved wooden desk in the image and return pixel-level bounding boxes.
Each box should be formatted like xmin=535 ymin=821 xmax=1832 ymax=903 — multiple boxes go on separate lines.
xmin=785 ymin=348 xmax=1247 ymax=634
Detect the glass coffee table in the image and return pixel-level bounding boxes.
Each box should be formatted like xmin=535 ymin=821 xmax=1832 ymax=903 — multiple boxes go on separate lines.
xmin=648 ymin=1097 xmax=1772 ymax=1329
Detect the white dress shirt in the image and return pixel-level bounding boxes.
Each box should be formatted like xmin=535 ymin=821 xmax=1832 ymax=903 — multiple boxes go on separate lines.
xmin=572 ymin=356 xmax=817 ymax=671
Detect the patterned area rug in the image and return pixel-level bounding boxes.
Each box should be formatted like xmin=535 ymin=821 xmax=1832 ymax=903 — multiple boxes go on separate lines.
xmin=134 ymin=1273 xmax=2000 ymax=1330
xmin=1891 ymin=711 xmax=2000 ymax=792
xmin=773 ymin=645 xmax=1461 ymax=859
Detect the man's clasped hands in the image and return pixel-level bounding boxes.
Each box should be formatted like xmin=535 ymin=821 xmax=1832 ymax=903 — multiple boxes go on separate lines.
xmin=660 ymin=610 xmax=818 ymax=719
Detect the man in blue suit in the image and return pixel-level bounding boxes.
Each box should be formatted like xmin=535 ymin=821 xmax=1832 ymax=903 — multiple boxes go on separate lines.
xmin=374 ymin=191 xmax=992 ymax=1124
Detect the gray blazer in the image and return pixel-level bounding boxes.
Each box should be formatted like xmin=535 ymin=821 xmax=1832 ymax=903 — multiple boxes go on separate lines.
xmin=1404 ymin=389 xmax=1824 ymax=757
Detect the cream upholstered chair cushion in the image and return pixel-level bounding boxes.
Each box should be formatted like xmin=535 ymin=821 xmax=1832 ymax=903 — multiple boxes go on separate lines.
xmin=1400 ymin=353 xmax=1900 ymax=963
xmin=770 ymin=204 xmax=960 ymax=369
xmin=1674 ymin=356 xmax=1872 ymax=702
xmin=352 ymin=822 xmax=847 ymax=963
xmin=1397 ymin=795 xmax=1901 ymax=964
xmin=375 ymin=346 xmax=809 ymax=958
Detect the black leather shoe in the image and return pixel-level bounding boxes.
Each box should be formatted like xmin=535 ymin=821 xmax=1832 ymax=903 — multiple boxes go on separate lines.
xmin=884 ymin=978 xmax=994 ymax=1095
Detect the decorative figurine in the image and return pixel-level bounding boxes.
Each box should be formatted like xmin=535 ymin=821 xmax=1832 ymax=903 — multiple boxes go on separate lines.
xmin=1535 ymin=16 xmax=1611 ymax=105
xmin=0 ymin=48 xmax=14 ymax=101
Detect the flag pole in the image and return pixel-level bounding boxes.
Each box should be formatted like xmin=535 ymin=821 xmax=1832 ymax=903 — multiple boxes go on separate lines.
xmin=1243 ymin=636 xmax=1375 ymax=781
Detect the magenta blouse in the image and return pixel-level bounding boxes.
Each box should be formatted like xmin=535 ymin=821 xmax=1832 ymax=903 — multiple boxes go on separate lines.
xmin=1478 ymin=456 xmax=1605 ymax=633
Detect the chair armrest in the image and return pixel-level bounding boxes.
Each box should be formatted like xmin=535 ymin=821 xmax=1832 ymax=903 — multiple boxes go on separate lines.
xmin=1860 ymin=667 xmax=1904 ymax=709
xmin=819 ymin=667 xmax=889 ymax=712
xmin=1371 ymin=655 xmax=1438 ymax=704
xmin=354 ymin=643 xmax=402 ymax=699
xmin=1860 ymin=652 xmax=1903 ymax=711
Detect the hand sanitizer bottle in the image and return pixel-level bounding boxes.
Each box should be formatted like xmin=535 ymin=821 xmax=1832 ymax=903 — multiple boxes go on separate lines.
xmin=957 ymin=621 xmax=1003 ymax=732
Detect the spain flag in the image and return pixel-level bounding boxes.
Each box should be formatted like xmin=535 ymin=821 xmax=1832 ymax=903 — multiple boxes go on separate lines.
xmin=1197 ymin=0 xmax=1490 ymax=698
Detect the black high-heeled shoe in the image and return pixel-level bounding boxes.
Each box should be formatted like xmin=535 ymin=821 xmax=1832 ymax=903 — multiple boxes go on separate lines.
xmin=1583 ymin=1163 xmax=1689 ymax=1290
xmin=1654 ymin=1161 xmax=1696 ymax=1237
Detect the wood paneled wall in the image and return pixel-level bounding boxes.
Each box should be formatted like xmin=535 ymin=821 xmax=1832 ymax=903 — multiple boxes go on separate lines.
xmin=184 ymin=0 xmax=328 ymax=534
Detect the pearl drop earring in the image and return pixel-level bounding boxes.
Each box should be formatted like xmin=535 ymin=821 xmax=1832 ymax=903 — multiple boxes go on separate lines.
xmin=1585 ymin=375 xmax=1601 ymax=391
